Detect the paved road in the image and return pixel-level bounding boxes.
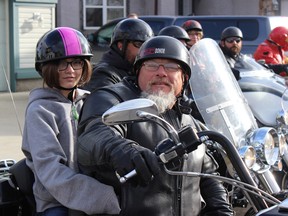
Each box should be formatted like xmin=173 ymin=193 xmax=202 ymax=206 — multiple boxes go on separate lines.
xmin=0 ymin=91 xmax=28 ymax=161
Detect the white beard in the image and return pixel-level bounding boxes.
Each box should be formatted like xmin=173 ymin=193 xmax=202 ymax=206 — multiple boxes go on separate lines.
xmin=141 ymin=90 xmax=176 ymax=114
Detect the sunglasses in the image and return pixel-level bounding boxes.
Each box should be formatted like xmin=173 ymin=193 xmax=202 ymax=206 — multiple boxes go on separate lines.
xmin=225 ymin=37 xmax=241 ymax=43
xmin=130 ymin=41 xmax=143 ymax=48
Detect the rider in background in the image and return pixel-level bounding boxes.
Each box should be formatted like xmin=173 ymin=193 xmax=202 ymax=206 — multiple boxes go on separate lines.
xmin=21 ymin=27 xmax=120 ymax=216
xmin=181 ymin=20 xmax=204 ymax=49
xmin=158 ymin=25 xmax=190 ymax=48
xmin=219 ymin=27 xmax=243 ymax=68
xmin=127 ymin=12 xmax=138 ymax=18
xmin=254 ymin=26 xmax=288 ymax=77
xmin=219 ymin=26 xmax=243 ymax=80
xmin=82 ymin=18 xmax=153 ymax=92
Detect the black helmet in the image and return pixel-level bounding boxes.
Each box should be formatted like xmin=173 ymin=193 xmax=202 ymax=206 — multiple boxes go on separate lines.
xmin=134 ymin=36 xmax=191 ymax=78
xmin=35 ymin=27 xmax=92 ymax=75
xmin=158 ymin=25 xmax=190 ymax=41
xmin=182 ymin=20 xmax=202 ymax=32
xmin=221 ymin=26 xmax=243 ymax=40
xmin=110 ymin=18 xmax=154 ymax=47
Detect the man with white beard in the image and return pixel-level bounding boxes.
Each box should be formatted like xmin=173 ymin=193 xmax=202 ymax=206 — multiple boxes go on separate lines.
xmin=77 ymin=36 xmax=234 ymax=216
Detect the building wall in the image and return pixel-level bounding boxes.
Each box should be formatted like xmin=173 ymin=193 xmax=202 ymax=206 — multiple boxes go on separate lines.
xmin=157 ymin=0 xmax=178 ymax=15
xmin=281 ymin=0 xmax=288 ymax=15
xmin=190 ymin=0 xmax=258 ymax=15
xmin=0 ymin=0 xmax=9 ymax=91
xmin=56 ymin=0 xmax=81 ymax=29
xmin=55 ymin=0 xmax=287 ymax=31
xmin=128 ymin=0 xmax=154 ymax=16
xmin=133 ymin=0 xmax=287 ymax=16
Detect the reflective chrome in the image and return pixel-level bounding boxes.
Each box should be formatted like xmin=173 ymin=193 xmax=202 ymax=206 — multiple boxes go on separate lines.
xmin=238 ymin=146 xmax=256 ymax=169
xmin=102 ymin=98 xmax=159 ymax=125
xmin=248 ymin=127 xmax=279 ymax=166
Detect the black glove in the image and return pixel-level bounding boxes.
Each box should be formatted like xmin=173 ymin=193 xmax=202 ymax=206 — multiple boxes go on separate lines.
xmin=267 ymin=64 xmax=288 ymax=76
xmin=109 ymin=143 xmax=160 ymax=186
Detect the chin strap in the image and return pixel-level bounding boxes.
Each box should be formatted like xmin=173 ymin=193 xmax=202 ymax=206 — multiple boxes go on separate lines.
xmin=57 ymin=85 xmax=77 ymax=102
xmin=177 ymin=94 xmax=193 ymax=115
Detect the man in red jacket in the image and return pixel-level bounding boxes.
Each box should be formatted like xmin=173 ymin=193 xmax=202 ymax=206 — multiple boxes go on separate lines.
xmin=254 ymin=26 xmax=288 ymax=77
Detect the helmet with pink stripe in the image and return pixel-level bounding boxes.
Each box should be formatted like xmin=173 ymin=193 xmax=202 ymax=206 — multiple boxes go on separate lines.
xmin=35 ymin=27 xmax=92 ymax=74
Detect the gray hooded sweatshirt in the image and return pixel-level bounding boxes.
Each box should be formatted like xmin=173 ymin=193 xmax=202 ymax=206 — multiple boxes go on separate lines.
xmin=21 ymin=88 xmax=120 ymax=215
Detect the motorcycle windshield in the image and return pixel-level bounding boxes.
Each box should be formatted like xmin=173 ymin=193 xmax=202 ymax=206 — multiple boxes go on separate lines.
xmin=235 ymin=55 xmax=273 ymax=75
xmin=235 ymin=55 xmax=286 ymax=85
xmin=189 ymin=38 xmax=258 ymax=149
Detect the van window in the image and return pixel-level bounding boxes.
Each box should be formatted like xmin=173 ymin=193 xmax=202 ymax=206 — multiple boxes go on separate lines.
xmin=238 ymin=20 xmax=259 ymax=41
xmin=142 ymin=17 xmax=176 ymax=35
xmin=143 ymin=21 xmax=167 ymax=35
xmin=96 ymin=24 xmax=115 ymax=45
xmin=200 ymin=20 xmax=235 ymax=40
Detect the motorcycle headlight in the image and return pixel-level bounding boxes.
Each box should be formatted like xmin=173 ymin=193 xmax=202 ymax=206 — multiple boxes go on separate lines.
xmin=238 ymin=146 xmax=256 ymax=169
xmin=248 ymin=127 xmax=279 ymax=165
xmin=279 ymin=133 xmax=287 ymax=156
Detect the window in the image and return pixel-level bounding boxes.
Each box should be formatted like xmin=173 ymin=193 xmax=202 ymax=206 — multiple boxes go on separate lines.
xmin=238 ymin=20 xmax=258 ymax=41
xmin=83 ymin=0 xmax=126 ymax=30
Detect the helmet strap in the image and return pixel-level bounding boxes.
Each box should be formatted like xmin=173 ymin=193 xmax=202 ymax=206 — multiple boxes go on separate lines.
xmin=177 ymin=93 xmax=192 ymax=115
xmin=120 ymin=40 xmax=128 ymax=58
xmin=114 ymin=41 xmax=128 ymax=59
xmin=57 ymin=85 xmax=77 ymax=102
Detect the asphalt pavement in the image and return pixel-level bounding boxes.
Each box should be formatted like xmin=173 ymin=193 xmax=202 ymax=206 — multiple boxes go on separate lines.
xmin=0 ymin=91 xmax=29 ymax=162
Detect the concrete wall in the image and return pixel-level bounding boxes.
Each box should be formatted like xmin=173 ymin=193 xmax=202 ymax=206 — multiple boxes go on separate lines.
xmin=157 ymin=0 xmax=178 ymax=15
xmin=128 ymin=1 xmax=155 ymax=16
xmin=56 ymin=0 xmax=81 ymax=29
xmin=194 ymin=0 xmax=258 ymax=15
xmin=0 ymin=0 xmax=9 ymax=92
xmin=281 ymin=0 xmax=288 ymax=15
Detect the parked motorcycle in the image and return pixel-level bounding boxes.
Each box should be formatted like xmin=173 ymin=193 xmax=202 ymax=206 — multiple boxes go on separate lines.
xmin=232 ymin=52 xmax=288 ymax=190
xmin=188 ymin=38 xmax=288 ymax=214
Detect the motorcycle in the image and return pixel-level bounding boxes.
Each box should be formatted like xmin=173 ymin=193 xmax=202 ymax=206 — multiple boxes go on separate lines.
xmin=232 ymin=53 xmax=288 ymax=190
xmin=0 ymin=158 xmax=35 ymax=216
xmin=188 ymin=38 xmax=288 ymax=214
xmin=1 ymin=38 xmax=287 ymax=215
xmin=99 ymin=38 xmax=287 ymax=215
xmin=102 ymin=97 xmax=279 ymax=213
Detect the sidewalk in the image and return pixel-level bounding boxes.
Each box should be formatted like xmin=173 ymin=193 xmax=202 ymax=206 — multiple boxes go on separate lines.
xmin=0 ymin=91 xmax=29 ymax=161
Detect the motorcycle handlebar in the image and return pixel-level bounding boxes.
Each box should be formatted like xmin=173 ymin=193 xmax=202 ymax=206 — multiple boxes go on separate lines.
xmin=118 ymin=128 xmax=269 ymax=211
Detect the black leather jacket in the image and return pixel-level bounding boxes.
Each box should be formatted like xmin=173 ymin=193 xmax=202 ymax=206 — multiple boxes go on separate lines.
xmin=77 ymin=77 xmax=234 ymax=216
xmin=220 ymin=45 xmax=243 ymax=69
xmin=82 ymin=48 xmax=133 ymax=92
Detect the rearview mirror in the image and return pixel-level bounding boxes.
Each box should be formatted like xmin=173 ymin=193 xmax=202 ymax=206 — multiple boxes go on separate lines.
xmin=102 ymin=98 xmax=159 ymax=125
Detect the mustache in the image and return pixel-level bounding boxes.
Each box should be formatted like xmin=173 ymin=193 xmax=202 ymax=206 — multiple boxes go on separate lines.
xmin=148 ymin=78 xmax=172 ymax=87
xmin=231 ymin=45 xmax=240 ymax=49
